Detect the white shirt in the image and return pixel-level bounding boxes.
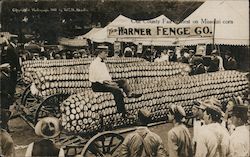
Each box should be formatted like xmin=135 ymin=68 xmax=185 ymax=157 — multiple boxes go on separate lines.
xmin=195 ymin=123 xmax=230 ymax=157
xmin=217 ymin=56 xmax=224 ymax=71
xmin=155 ymin=54 xmax=169 ymax=62
xmin=193 ymin=119 xmax=204 ymax=142
xmin=89 ymin=57 xmax=112 ymax=83
xmin=229 ymin=125 xmax=249 ymax=157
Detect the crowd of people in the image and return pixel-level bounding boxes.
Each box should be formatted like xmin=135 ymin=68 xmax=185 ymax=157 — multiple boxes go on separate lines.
xmin=114 ymin=96 xmax=249 ymax=157
xmin=0 ymin=37 xmax=247 ymax=157
xmin=17 ymin=39 xmax=238 ymax=77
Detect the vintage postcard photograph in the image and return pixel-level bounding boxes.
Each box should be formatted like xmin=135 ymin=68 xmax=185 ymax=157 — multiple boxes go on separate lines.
xmin=0 ymin=0 xmax=249 ymax=156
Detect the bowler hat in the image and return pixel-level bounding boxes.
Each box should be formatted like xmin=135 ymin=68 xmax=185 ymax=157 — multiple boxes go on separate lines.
xmin=35 ymin=117 xmax=60 ymax=138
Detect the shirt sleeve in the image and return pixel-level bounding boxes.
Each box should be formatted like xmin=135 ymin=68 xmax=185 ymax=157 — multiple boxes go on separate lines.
xmin=25 ymin=142 xmax=34 ymax=157
xmin=195 ymin=131 xmax=208 ymax=157
xmin=119 ymin=134 xmax=132 ymax=157
xmin=229 ymin=136 xmax=249 ymax=157
xmin=155 ymin=136 xmax=167 ymax=157
xmin=221 ymin=130 xmax=230 ymax=157
xmin=167 ymin=130 xmax=178 ymax=157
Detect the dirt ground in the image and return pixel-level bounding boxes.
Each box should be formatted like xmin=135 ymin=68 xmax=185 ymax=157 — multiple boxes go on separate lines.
xmin=9 ymin=116 xmax=193 ymax=157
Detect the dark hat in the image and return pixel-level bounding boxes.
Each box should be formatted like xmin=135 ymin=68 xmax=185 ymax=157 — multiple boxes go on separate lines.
xmin=231 ymin=105 xmax=248 ymax=121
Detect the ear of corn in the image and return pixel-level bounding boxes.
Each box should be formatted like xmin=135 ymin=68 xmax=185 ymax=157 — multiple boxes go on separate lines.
xmin=60 ymin=70 xmax=248 ymax=134
xmin=22 ymin=57 xmax=145 ymax=84
xmin=30 ymin=61 xmax=189 ymax=97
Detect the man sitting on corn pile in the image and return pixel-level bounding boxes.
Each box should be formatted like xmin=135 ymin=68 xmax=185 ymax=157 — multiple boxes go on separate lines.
xmin=89 ymin=48 xmax=142 ymax=119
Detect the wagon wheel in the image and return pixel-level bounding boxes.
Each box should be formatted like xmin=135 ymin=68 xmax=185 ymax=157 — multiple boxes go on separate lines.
xmin=15 ymin=78 xmax=27 ymax=99
xmin=21 ymin=87 xmax=43 ymax=111
xmin=80 ymin=131 xmax=124 ymax=157
xmin=21 ymin=84 xmax=32 ymax=106
xmin=34 ymin=94 xmax=70 ymax=124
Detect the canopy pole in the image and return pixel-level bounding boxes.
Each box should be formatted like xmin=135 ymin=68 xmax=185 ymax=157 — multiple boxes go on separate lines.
xmin=212 ymin=18 xmax=216 ymax=50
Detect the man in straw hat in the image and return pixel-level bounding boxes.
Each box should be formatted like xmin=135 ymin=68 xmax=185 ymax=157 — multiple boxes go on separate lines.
xmin=229 ymin=105 xmax=249 ymax=157
xmin=118 ymin=108 xmax=167 ymax=157
xmin=167 ymin=105 xmax=193 ymax=157
xmin=191 ymin=100 xmax=208 ymax=153
xmin=89 ymin=49 xmax=142 ymax=119
xmin=195 ymin=98 xmax=230 ymax=157
xmin=25 ymin=117 xmax=65 ymax=157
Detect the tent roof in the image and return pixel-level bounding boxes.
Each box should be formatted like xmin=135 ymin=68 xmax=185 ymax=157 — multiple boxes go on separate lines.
xmin=58 ymin=37 xmax=87 ymax=47
xmin=77 ymin=28 xmax=102 ymax=39
xmin=182 ymin=0 xmax=249 ymax=46
xmin=91 ymin=15 xmax=177 ymax=45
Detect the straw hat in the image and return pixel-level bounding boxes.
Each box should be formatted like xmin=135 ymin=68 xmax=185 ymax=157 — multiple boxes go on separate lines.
xmin=35 ymin=117 xmax=60 ymax=138
xmin=169 ymin=105 xmax=186 ymax=122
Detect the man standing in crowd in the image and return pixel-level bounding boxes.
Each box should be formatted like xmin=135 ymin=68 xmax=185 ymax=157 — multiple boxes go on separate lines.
xmin=207 ymin=50 xmax=221 ymax=72
xmin=1 ymin=37 xmax=20 ymax=98
xmin=229 ymin=105 xmax=249 ymax=157
xmin=118 ymin=109 xmax=167 ymax=157
xmin=177 ymin=48 xmax=189 ymax=64
xmin=1 ymin=37 xmax=19 ymax=132
xmin=89 ymin=49 xmax=142 ymax=118
xmin=155 ymin=49 xmax=169 ymax=62
xmin=191 ymin=101 xmax=206 ymax=153
xmin=189 ymin=52 xmax=205 ymax=75
xmin=168 ymin=50 xmax=177 ymax=62
xmin=25 ymin=117 xmax=65 ymax=157
xmin=124 ymin=45 xmax=133 ymax=57
xmin=195 ymin=99 xmax=230 ymax=157
xmin=224 ymin=51 xmax=237 ymax=70
xmin=167 ymin=105 xmax=193 ymax=157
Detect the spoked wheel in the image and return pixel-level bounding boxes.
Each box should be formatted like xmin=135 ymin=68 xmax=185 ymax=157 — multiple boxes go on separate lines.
xmin=21 ymin=84 xmax=32 ymax=106
xmin=15 ymin=78 xmax=27 ymax=100
xmin=34 ymin=94 xmax=70 ymax=124
xmin=80 ymin=131 xmax=124 ymax=157
xmin=21 ymin=88 xmax=43 ymax=116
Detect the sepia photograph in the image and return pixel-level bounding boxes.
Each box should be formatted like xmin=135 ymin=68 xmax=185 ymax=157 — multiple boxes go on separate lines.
xmin=0 ymin=0 xmax=249 ymax=156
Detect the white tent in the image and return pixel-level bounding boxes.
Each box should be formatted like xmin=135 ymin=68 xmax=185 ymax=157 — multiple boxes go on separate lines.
xmin=91 ymin=15 xmax=178 ymax=46
xmin=76 ymin=28 xmax=102 ymax=39
xmin=91 ymin=15 xmax=133 ymax=43
xmin=180 ymin=0 xmax=249 ymax=46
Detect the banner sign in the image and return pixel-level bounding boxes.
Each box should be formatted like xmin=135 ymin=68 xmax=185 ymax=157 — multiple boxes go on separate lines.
xmin=107 ymin=25 xmax=213 ymax=38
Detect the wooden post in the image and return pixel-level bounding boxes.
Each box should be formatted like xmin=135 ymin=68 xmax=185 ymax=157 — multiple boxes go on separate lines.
xmin=212 ymin=18 xmax=216 ymax=50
